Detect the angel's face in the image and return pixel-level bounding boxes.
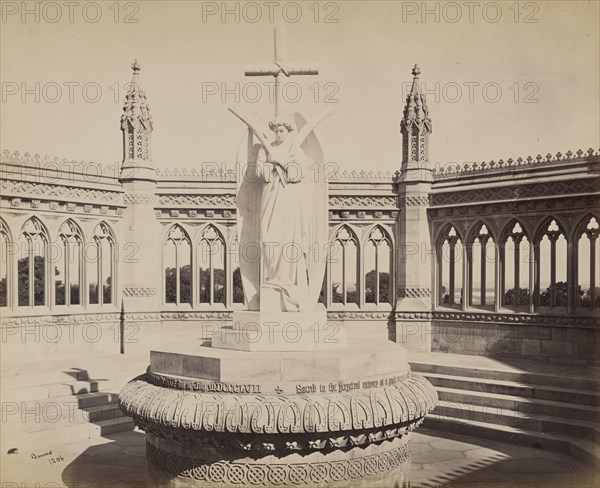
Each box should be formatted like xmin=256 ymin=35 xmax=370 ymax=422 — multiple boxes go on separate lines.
xmin=273 ymin=125 xmax=289 ymax=143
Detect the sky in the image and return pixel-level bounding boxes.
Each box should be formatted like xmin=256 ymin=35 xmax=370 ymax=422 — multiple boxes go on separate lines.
xmin=1 ymin=0 xmax=599 ymax=172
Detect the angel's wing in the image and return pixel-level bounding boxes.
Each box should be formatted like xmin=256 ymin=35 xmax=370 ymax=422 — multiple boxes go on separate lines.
xmin=292 ymin=107 xmax=333 ymax=150
xmin=228 ymin=107 xmax=272 ymax=156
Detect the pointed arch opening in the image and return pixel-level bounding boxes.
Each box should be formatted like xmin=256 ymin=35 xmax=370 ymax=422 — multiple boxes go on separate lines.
xmin=198 ymin=225 xmax=225 ymax=305
xmin=230 ymin=235 xmax=244 ymax=305
xmin=502 ymin=221 xmax=531 ymax=310
xmin=55 ymin=220 xmax=83 ymax=306
xmin=164 ymin=225 xmax=191 ymax=306
xmin=576 ymin=215 xmax=599 ymax=309
xmin=18 ymin=217 xmax=48 ymax=307
xmin=330 ymin=226 xmax=359 ymax=306
xmin=535 ymin=219 xmax=567 ymax=309
xmin=468 ymin=223 xmax=496 ymax=308
xmin=1 ymin=219 xmax=12 ymax=308
xmin=87 ymin=222 xmax=115 ymax=306
xmin=364 ymin=226 xmax=392 ymax=305
xmin=437 ymin=225 xmax=463 ymax=307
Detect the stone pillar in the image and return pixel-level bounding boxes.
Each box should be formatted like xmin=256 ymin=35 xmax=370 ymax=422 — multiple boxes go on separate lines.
xmin=395 ymin=65 xmax=434 ymax=352
xmin=119 ymin=60 xmax=161 ymax=350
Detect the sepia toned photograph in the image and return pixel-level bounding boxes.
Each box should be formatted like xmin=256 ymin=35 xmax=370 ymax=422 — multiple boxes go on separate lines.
xmin=1 ymin=1 xmax=599 ymax=487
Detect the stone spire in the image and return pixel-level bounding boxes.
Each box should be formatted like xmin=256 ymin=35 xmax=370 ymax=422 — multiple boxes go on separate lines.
xmin=121 ymin=59 xmax=153 ymax=168
xmin=394 ymin=64 xmax=434 ymax=352
xmin=400 ymin=64 xmax=432 ymax=165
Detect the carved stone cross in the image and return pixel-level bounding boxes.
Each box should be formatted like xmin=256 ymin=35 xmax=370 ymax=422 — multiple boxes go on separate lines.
xmin=245 ymin=26 xmax=319 ymax=118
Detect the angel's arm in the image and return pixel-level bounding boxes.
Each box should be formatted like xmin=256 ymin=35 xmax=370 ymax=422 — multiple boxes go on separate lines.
xmin=256 ymin=146 xmax=271 ymax=183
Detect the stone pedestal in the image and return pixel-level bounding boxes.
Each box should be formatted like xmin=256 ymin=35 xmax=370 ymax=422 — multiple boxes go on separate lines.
xmin=119 ymin=331 xmax=437 ymax=487
xmin=211 ymin=309 xmax=347 ymax=351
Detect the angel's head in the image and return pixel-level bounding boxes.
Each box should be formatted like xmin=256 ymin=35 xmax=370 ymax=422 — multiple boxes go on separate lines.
xmin=268 ymin=118 xmax=295 ymax=142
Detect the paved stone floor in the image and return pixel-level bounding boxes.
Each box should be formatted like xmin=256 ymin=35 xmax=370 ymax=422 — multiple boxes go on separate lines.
xmin=1 ymin=427 xmax=597 ymax=488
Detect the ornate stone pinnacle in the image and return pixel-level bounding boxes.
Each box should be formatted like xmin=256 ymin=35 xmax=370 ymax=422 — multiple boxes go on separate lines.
xmin=132 ymin=59 xmax=141 ymax=72
xmin=412 ymin=64 xmax=421 ymax=78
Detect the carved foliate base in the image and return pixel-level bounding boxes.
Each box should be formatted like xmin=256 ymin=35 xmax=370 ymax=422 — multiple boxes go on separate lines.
xmin=119 ymin=337 xmax=436 ymax=487
xmin=145 ymin=433 xmax=411 ymax=487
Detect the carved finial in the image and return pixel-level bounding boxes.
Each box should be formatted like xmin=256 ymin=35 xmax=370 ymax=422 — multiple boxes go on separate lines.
xmin=401 ymin=63 xmax=431 ymax=166
xmin=121 ymin=58 xmax=153 ymax=166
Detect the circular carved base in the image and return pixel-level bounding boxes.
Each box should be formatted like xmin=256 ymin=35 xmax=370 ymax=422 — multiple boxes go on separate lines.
xmin=145 ymin=433 xmax=411 ymax=487
xmin=119 ymin=348 xmax=436 ymax=487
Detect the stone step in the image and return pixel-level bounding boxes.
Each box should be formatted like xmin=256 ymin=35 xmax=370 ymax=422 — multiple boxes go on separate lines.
xmin=436 ymin=386 xmax=600 ymax=422
xmin=0 ymin=367 xmax=88 ymax=387
xmin=2 ymin=415 xmax=135 ymax=452
xmin=2 ymin=369 xmax=140 ymax=403
xmin=2 ymin=389 xmax=121 ymax=418
xmin=432 ymin=400 xmax=600 ymax=442
xmin=410 ymin=362 xmax=600 ymax=391
xmin=3 ymin=401 xmax=128 ymax=435
xmin=423 ymin=372 xmax=600 ymax=406
xmin=424 ymin=414 xmax=600 ymax=467
xmin=3 ymin=380 xmax=113 ymax=402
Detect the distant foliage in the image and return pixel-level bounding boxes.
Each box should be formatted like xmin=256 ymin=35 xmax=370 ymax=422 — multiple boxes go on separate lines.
xmin=165 ymin=265 xmax=191 ymax=304
xmin=18 ymin=256 xmax=45 ymax=306
xmin=539 ymin=281 xmax=568 ymax=307
xmin=365 ymin=270 xmax=390 ymax=303
xmin=233 ymin=268 xmax=244 ymax=303
xmin=503 ymin=287 xmax=530 ymax=306
xmin=577 ymin=287 xmax=600 ymax=307
xmin=0 ymin=278 xmax=6 ymax=307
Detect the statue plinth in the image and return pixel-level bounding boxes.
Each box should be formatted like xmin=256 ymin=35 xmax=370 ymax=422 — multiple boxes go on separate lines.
xmin=210 ymin=309 xmax=346 ymax=352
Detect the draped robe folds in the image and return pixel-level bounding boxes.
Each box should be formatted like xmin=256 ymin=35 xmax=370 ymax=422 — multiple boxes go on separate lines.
xmin=236 ymin=113 xmax=328 ymax=312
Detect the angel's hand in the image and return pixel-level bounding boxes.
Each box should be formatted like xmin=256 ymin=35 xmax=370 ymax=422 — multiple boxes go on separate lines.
xmin=287 ymin=172 xmax=304 ymax=183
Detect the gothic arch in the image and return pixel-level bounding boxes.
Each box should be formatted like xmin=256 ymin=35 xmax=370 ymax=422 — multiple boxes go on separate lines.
xmin=0 ymin=218 xmax=14 ymax=243
xmin=499 ymin=219 xmax=532 ymax=310
xmin=435 ymin=222 xmax=464 ymax=247
xmin=197 ymin=224 xmax=227 ymax=306
xmin=466 ymin=220 xmax=497 ymax=244
xmin=0 ymin=218 xmax=13 ymax=309
xmin=499 ymin=219 xmax=531 ymax=243
xmin=573 ymin=214 xmax=600 ymax=309
xmin=18 ymin=217 xmax=50 ymax=307
xmin=162 ymin=224 xmax=193 ymax=306
xmin=87 ymin=221 xmax=117 ymax=306
xmin=435 ymin=223 xmax=465 ymax=308
xmin=360 ymin=223 xmax=395 ymax=248
xmin=534 ymin=217 xmax=569 ymax=309
xmin=20 ymin=216 xmax=49 ymax=240
xmin=55 ymin=219 xmax=85 ymax=307
xmin=195 ymin=222 xmax=226 ymax=244
xmin=466 ymin=222 xmax=497 ymax=308
xmin=328 ymin=225 xmax=360 ymax=307
xmin=532 ymin=216 xmax=567 ymax=244
xmin=329 ymin=223 xmax=360 ymax=243
xmin=225 ymin=225 xmax=244 ymax=306
xmin=574 ymin=213 xmax=600 ymax=238
xmin=161 ymin=222 xmax=193 ymax=246
xmin=363 ymin=225 xmax=394 ymax=305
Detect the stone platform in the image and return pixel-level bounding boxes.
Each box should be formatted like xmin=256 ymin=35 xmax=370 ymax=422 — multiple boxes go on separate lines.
xmin=212 ymin=309 xmax=347 ymax=351
xmin=118 ymin=332 xmax=437 ymax=487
